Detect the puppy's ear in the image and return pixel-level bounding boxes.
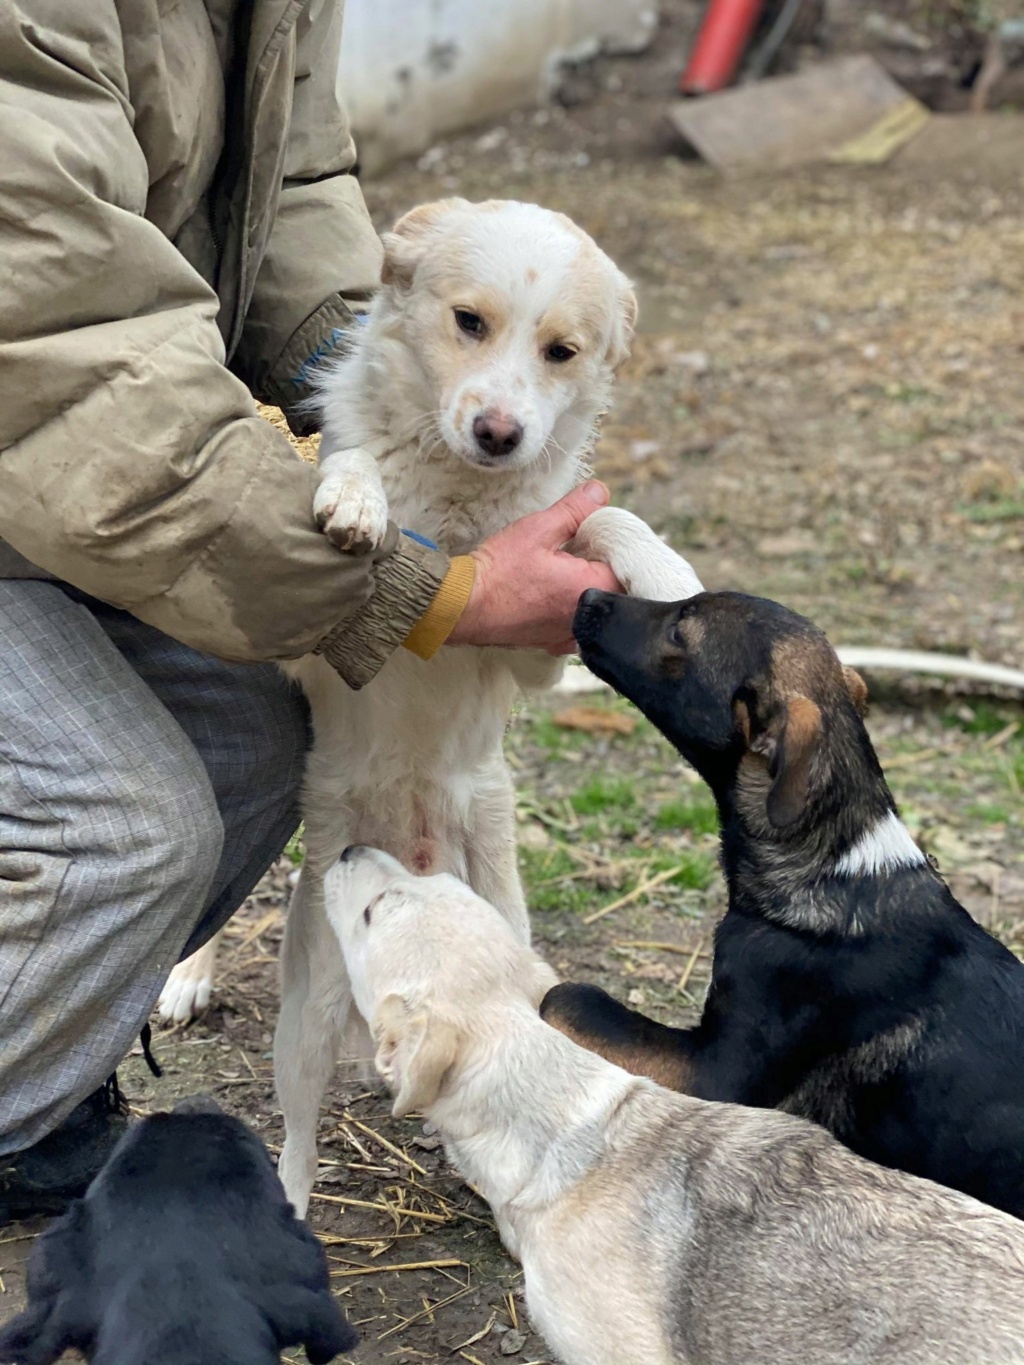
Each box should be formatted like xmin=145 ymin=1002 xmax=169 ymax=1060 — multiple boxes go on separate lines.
xmin=751 ymin=695 xmax=823 ymax=830
xmin=0 ymin=1202 xmax=94 ymax=1365
xmin=264 ymin=1284 xmax=358 ymax=1364
xmin=374 ymin=994 xmax=462 ymax=1119
xmin=606 ymin=270 xmax=638 ymax=371
xmin=0 ymin=1302 xmax=63 ymax=1365
xmin=842 ymin=665 xmax=868 ymax=716
xmin=380 ymin=198 xmax=468 ymax=291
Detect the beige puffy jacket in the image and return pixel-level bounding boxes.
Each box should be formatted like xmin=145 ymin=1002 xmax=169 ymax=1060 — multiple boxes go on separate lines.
xmin=0 ymin=0 xmax=448 ymax=687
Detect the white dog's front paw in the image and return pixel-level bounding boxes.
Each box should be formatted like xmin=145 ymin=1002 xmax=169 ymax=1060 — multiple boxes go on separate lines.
xmin=314 ymin=464 xmax=389 ymax=554
xmin=569 ymin=506 xmax=704 ymax=602
xmin=158 ymin=936 xmax=219 ymax=1024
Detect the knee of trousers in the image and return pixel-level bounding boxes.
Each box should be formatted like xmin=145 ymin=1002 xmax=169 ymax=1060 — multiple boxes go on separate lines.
xmin=106 ymin=742 xmax=225 ymax=934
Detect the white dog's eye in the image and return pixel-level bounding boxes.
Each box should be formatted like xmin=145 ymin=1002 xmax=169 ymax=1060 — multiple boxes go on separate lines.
xmin=454 ymin=308 xmax=485 ymax=337
xmin=546 ymin=343 xmax=576 ymax=363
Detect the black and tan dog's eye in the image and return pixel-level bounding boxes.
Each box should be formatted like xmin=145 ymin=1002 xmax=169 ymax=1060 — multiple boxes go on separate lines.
xmin=546 ymin=343 xmax=577 ymax=363
xmin=454 ymin=308 xmax=485 ymax=336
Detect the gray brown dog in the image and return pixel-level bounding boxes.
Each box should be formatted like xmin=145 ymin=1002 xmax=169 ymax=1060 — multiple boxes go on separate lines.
xmin=329 ymin=846 xmax=1024 ymax=1365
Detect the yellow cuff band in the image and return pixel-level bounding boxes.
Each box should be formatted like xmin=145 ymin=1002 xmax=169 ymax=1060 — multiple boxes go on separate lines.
xmin=402 ymin=555 xmax=477 ymax=661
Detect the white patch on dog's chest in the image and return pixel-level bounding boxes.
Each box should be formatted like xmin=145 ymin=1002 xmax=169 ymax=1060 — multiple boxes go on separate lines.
xmin=381 ymin=459 xmax=570 ymax=552
xmin=834 ymin=811 xmax=926 ymax=877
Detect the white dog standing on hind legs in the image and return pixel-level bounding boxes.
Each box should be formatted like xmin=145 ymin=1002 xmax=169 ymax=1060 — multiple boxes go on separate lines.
xmin=155 ymin=197 xmax=697 ymax=1032
xmin=261 ymin=197 xmax=705 ymax=1216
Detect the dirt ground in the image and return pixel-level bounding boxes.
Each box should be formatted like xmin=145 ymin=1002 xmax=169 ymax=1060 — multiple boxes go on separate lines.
xmin=3 ymin=8 xmax=1023 ymax=1361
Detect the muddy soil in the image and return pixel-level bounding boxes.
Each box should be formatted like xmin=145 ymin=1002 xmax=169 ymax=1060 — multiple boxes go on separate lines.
xmin=2 ymin=8 xmax=1022 ymax=1361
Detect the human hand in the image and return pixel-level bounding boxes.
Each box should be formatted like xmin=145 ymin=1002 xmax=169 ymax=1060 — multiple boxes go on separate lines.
xmin=447 ymin=482 xmax=624 ymax=653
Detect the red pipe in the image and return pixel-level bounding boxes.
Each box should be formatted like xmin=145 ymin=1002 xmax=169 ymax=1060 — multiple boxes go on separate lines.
xmin=680 ymin=0 xmax=766 ymax=95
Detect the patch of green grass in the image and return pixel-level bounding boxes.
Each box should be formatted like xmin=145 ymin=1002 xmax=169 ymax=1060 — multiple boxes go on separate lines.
xmin=569 ymin=776 xmax=638 ymax=818
xmin=885 ymin=382 xmax=936 ymax=405
xmin=653 ymin=793 xmax=718 ymax=837
xmin=1009 ymin=746 xmax=1024 ymax=795
xmin=528 ymin=714 xmax=591 ymax=753
xmin=966 ymin=802 xmax=1010 ymax=825
xmin=519 ymin=834 xmax=718 ymax=918
xmin=943 ymin=703 xmax=1022 ymax=738
xmin=518 ymin=844 xmax=594 ymax=915
xmin=579 ymin=815 xmax=640 ymax=842
xmin=649 ymin=847 xmax=718 ymax=892
xmin=284 ymin=826 xmax=304 ymax=866
xmin=959 ymin=498 xmax=1024 ymax=524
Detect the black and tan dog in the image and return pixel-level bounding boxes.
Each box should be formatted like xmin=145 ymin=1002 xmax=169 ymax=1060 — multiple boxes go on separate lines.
xmin=0 ymin=1098 xmax=357 ymax=1365
xmin=543 ymin=588 xmax=1024 ymax=1218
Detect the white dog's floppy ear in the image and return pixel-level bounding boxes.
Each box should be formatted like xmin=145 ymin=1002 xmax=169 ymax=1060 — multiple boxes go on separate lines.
xmin=606 ymin=270 xmax=638 ymax=371
xmin=380 ymin=198 xmax=469 ymax=291
xmin=373 ymin=994 xmax=462 ymax=1118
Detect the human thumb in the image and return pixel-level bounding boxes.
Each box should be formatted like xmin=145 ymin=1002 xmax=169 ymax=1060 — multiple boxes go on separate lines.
xmin=535 ymin=481 xmax=610 ymax=545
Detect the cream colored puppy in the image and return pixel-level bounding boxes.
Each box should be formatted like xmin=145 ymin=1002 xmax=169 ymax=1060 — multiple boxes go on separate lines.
xmin=158 ymin=199 xmax=700 ymax=1034
xmin=273 ymin=199 xmax=700 ymax=1214
xmin=330 ymin=846 xmax=1024 ymax=1365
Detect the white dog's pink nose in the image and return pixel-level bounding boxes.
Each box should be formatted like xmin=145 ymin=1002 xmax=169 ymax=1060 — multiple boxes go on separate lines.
xmin=473 ymin=411 xmax=524 ymax=458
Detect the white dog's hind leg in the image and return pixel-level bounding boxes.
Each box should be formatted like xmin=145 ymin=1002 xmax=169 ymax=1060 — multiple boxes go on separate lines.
xmin=157 ymin=931 xmax=221 ymax=1023
xmin=314 ymin=445 xmax=389 ymax=554
xmin=275 ymin=868 xmax=354 ymax=1216
xmin=465 ymin=764 xmax=531 ymax=944
xmin=568 ymin=506 xmax=704 ymax=602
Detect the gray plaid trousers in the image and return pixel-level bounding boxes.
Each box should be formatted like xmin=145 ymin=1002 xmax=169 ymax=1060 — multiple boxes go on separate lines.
xmin=0 ymin=581 xmax=309 ymax=1153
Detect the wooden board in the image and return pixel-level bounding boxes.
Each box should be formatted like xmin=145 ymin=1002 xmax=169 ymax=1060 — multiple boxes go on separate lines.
xmin=667 ymin=54 xmax=928 ymax=173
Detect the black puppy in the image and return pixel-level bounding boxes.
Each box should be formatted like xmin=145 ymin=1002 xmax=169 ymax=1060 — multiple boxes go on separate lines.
xmin=543 ymin=589 xmax=1024 ymax=1218
xmin=0 ymin=1097 xmax=357 ymax=1365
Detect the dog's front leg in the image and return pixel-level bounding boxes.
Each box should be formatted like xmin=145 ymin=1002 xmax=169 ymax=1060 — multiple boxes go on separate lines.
xmin=540 ymin=982 xmax=699 ymax=1093
xmin=567 ymin=506 xmax=704 ymax=602
xmin=314 ymin=444 xmax=389 ymax=554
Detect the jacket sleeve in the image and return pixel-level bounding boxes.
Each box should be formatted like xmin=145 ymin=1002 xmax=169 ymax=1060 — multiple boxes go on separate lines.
xmin=0 ymin=5 xmax=446 ymax=681
xmin=234 ymin=0 xmax=383 ymax=432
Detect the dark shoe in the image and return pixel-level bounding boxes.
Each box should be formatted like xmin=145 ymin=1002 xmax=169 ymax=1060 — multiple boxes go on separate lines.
xmin=0 ymin=1077 xmax=129 ymax=1223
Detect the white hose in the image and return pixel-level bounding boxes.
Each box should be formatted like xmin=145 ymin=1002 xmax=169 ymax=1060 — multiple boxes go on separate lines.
xmin=835 ymin=648 xmax=1024 ymax=693
xmin=554 ymin=650 xmax=1024 ymax=696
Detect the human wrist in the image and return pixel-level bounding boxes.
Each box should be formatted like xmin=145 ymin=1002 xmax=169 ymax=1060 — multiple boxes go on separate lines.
xmin=317 ymin=537 xmax=448 ymax=688
xmin=403 ymin=555 xmax=477 ymax=658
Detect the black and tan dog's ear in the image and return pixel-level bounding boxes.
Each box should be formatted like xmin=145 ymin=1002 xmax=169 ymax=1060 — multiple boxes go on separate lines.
xmin=751 ymin=695 xmax=823 ymax=830
xmin=380 ymin=198 xmax=469 ymax=291
xmin=373 ymin=994 xmax=462 ymax=1119
xmin=842 ymin=665 xmax=868 ymax=716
